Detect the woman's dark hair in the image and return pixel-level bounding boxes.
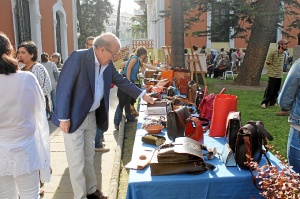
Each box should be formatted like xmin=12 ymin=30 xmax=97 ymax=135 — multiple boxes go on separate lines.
xmin=0 ymin=32 xmax=18 ymax=75
xmin=18 ymin=41 xmax=38 ymax=61
xmin=41 ymin=52 xmax=49 ymax=62
xmin=192 ymin=45 xmax=198 ymax=51
xmin=135 ymin=46 xmax=147 ymax=57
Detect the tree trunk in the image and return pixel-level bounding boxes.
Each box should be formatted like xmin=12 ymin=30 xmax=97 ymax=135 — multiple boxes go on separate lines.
xmin=170 ymin=0 xmax=184 ymax=68
xmin=235 ymin=0 xmax=281 ymax=86
xmin=116 ymin=0 xmax=121 ymax=38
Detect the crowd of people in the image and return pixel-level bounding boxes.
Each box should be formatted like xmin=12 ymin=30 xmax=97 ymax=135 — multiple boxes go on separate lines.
xmin=187 ymin=46 xmax=246 ymax=79
xmin=0 ymin=29 xmax=299 ymax=199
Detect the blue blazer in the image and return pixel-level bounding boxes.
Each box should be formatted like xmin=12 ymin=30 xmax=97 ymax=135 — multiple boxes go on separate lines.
xmin=52 ymin=48 xmax=142 ymax=133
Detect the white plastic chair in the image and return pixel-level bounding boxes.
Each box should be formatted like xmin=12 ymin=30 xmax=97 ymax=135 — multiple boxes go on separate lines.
xmin=223 ymin=62 xmax=234 ymax=80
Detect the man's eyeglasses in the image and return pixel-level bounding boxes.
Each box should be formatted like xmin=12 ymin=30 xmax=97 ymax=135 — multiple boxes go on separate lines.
xmin=104 ymin=47 xmax=118 ymax=57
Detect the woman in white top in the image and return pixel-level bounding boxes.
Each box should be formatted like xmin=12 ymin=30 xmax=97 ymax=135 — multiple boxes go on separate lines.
xmin=0 ymin=32 xmax=50 ymax=198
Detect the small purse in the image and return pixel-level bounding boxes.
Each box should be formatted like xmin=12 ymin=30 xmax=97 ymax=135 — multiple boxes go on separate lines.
xmin=142 ymin=134 xmax=166 ymax=146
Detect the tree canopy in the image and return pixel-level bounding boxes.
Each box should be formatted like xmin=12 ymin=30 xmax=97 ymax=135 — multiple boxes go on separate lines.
xmin=166 ymin=0 xmax=300 ymax=86
xmin=77 ymin=0 xmax=113 ymax=49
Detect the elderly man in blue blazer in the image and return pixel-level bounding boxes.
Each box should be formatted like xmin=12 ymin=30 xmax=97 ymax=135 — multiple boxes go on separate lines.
xmin=52 ymin=33 xmax=154 ymax=199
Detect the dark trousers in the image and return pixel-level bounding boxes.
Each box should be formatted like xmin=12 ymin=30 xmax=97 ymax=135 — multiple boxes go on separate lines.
xmin=261 ymin=77 xmax=282 ymax=106
xmin=117 ymin=88 xmax=134 ymax=121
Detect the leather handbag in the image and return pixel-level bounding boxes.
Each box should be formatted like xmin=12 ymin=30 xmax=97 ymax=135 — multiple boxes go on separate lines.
xmin=179 ymin=75 xmax=190 ymax=95
xmin=167 ymin=106 xmax=190 ymax=141
xmin=186 ymin=80 xmax=199 ymax=103
xmin=184 ymin=116 xmax=204 ymax=144
xmin=235 ymin=121 xmax=274 ymax=189
xmin=235 ymin=121 xmax=273 ymax=169
xmin=150 ymin=137 xmax=215 ymax=176
xmin=198 ymin=86 xmax=226 ymax=121
xmin=225 ymin=111 xmax=241 ymax=153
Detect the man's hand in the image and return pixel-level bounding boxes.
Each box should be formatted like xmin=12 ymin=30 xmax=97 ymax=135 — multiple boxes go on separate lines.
xmin=59 ymin=120 xmax=71 ymax=133
xmin=142 ymin=94 xmax=154 ymax=104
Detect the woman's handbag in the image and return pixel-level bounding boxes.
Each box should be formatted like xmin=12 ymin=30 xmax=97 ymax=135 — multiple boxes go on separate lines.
xmin=186 ymin=80 xmax=199 ymax=103
xmin=235 ymin=121 xmax=274 ymax=189
xmin=235 ymin=121 xmax=273 ymax=169
xmin=225 ymin=111 xmax=241 ymax=152
xmin=209 ymin=94 xmax=237 ymax=137
xmin=150 ymin=137 xmax=215 ymax=176
xmin=167 ymin=106 xmax=190 ymax=141
xmin=184 ymin=116 xmax=204 ymax=144
xmin=198 ymin=86 xmax=226 ymax=121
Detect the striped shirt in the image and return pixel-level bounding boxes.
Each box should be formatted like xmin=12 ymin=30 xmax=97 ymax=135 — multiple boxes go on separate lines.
xmin=266 ymin=51 xmax=285 ymax=78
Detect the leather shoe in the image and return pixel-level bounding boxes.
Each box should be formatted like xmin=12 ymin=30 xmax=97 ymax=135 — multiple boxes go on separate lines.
xmin=276 ymin=111 xmax=290 ymax=116
xmin=87 ymin=189 xmax=108 ymax=199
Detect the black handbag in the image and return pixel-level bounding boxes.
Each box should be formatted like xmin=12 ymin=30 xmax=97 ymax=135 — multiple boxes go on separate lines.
xmin=225 ymin=111 xmax=241 ymax=153
xmin=235 ymin=121 xmax=274 ymax=189
xmin=235 ymin=121 xmax=273 ymax=169
xmin=167 ymin=106 xmax=190 ymax=141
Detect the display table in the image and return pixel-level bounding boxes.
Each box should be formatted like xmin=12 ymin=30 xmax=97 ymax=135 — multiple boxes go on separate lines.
xmin=126 ymin=104 xmax=282 ymax=199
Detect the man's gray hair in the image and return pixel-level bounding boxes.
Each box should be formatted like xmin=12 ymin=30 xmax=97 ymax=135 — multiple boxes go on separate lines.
xmin=93 ymin=32 xmax=121 ymax=49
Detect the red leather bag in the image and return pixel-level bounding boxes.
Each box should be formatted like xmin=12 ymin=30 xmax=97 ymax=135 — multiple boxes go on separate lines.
xmin=198 ymin=86 xmax=226 ymax=121
xmin=184 ymin=116 xmax=204 ymax=144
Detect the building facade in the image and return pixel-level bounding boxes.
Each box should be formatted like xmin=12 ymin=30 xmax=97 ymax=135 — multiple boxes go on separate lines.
xmin=0 ymin=0 xmax=78 ymax=63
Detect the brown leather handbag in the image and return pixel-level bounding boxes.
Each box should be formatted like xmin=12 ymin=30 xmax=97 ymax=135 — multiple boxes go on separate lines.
xmin=167 ymin=106 xmax=190 ymax=141
xmin=150 ymin=137 xmax=215 ymax=176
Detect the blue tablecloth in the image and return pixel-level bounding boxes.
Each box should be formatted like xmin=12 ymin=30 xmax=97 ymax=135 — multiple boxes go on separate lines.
xmin=126 ymin=106 xmax=282 ymax=199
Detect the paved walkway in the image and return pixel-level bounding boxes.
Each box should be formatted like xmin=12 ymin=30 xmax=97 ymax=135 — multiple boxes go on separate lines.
xmin=43 ymin=87 xmax=124 ymax=199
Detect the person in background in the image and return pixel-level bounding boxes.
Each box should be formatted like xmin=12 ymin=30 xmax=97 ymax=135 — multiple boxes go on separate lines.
xmin=85 ymin=36 xmax=109 ymax=153
xmin=184 ymin=48 xmax=189 ymax=69
xmin=213 ymin=53 xmax=223 ymax=68
xmin=41 ymin=52 xmax=60 ymax=115
xmin=18 ymin=41 xmax=52 ymax=116
xmin=123 ymin=51 xmax=130 ymax=61
xmin=205 ymin=53 xmax=214 ymax=78
xmin=278 ymin=58 xmax=300 ymax=173
xmin=52 ymin=32 xmax=154 ymax=199
xmin=231 ymin=48 xmax=239 ymax=73
xmin=239 ymin=49 xmax=246 ymax=66
xmin=114 ymin=46 xmax=148 ymax=130
xmin=261 ymin=39 xmax=289 ymax=112
xmin=51 ymin=52 xmax=63 ymax=70
xmin=213 ymin=55 xmax=231 ymax=79
xmin=192 ymin=45 xmax=199 ymax=55
xmin=200 ymin=45 xmax=206 ymax=54
xmin=85 ymin=36 xmax=94 ymax=49
xmin=0 ymin=31 xmax=50 ymax=199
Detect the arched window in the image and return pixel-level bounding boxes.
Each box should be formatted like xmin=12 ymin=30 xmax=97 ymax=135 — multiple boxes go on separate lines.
xmin=56 ymin=12 xmax=62 ymax=57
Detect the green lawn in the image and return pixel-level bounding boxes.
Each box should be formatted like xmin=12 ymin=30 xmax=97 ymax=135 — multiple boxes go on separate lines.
xmin=204 ymin=74 xmax=289 ymax=157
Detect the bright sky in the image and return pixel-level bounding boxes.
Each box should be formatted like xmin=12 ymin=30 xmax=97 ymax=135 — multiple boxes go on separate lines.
xmin=109 ymin=0 xmax=140 ymax=14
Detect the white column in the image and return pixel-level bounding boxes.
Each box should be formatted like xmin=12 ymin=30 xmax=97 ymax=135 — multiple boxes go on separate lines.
xmin=28 ymin=0 xmax=43 ymax=60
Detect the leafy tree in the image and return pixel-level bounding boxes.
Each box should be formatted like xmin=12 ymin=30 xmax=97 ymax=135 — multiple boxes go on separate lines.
xmin=77 ymin=0 xmax=113 ymax=49
xmin=164 ymin=0 xmax=300 ymax=86
xmin=126 ymin=15 xmax=148 ymax=39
